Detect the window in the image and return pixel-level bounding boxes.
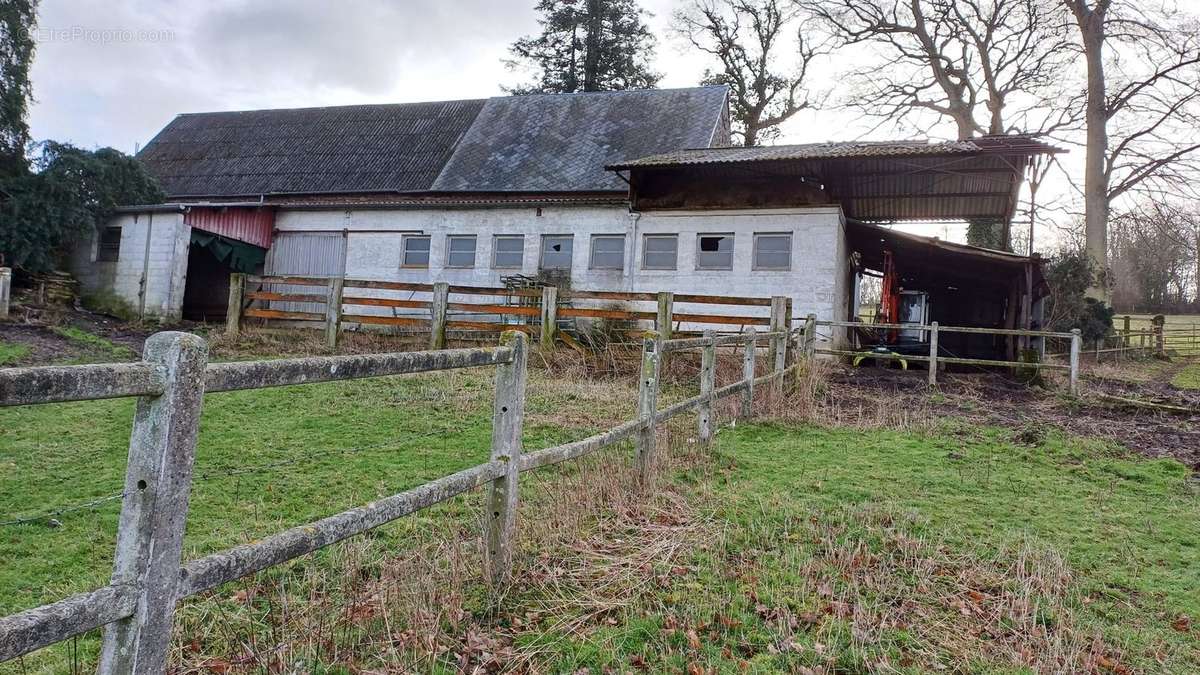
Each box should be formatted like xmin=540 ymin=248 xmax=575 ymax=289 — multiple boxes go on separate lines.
xmin=753 ymin=233 xmax=791 ymax=270
xmin=97 ymin=226 xmax=122 ymax=262
xmin=446 ymin=235 xmax=476 ymax=268
xmin=493 ymin=235 xmax=524 ymax=269
xmin=401 ymin=235 xmax=431 ymax=268
xmin=642 ymin=234 xmax=678 ymax=270
xmin=696 ymin=233 xmax=734 ymax=270
xmin=540 ymin=235 xmax=573 ymax=270
xmin=589 ymin=235 xmax=625 ymax=270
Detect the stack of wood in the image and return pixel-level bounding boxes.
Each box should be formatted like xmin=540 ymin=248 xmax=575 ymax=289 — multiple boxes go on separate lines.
xmin=26 ymin=271 xmax=79 ymax=306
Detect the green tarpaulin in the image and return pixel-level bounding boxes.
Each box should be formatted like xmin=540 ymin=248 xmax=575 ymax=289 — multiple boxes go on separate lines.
xmin=190 ymin=231 xmax=265 ymax=273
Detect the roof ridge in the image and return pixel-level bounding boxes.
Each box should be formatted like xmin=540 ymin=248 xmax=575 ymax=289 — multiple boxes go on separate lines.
xmin=174 ymin=97 xmax=490 ymax=118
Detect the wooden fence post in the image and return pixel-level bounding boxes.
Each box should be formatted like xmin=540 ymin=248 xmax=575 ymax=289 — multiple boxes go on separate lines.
xmin=741 ymin=327 xmax=756 ymax=419
xmin=1069 ymin=329 xmax=1081 ymax=396
xmin=804 ymin=313 xmax=817 ymax=359
xmin=540 ymin=285 xmax=558 ymax=350
xmin=635 ymin=331 xmax=661 ymax=484
xmin=225 ymin=273 xmax=244 ymax=337
xmin=769 ymin=297 xmax=787 ymax=390
xmin=98 ymin=332 xmax=208 ymax=675
xmin=430 ymin=282 xmax=450 ymax=350
xmin=1122 ymin=315 xmax=1131 ymax=356
xmin=698 ymin=330 xmax=716 ymax=444
xmin=656 ymin=292 xmax=674 ymax=341
xmin=0 ymin=266 xmax=10 ymax=320
xmin=928 ymin=322 xmax=939 ymax=387
xmin=485 ymin=331 xmax=527 ymax=585
xmin=324 ymin=275 xmax=344 ymax=349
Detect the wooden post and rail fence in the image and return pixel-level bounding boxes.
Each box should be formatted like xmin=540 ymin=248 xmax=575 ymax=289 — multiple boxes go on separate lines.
xmin=0 ymin=322 xmax=799 ymax=671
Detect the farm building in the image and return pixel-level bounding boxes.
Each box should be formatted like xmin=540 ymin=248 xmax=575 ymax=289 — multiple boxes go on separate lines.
xmin=69 ymin=85 xmax=1057 ymax=358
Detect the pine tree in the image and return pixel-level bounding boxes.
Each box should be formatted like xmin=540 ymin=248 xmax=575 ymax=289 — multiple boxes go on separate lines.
xmin=0 ymin=0 xmax=37 ymax=179
xmin=507 ymin=0 xmax=660 ymax=94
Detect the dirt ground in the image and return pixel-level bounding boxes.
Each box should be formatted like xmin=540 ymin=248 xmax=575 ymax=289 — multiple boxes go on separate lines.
xmin=0 ymin=308 xmax=159 ymax=366
xmin=824 ymin=360 xmax=1200 ymax=470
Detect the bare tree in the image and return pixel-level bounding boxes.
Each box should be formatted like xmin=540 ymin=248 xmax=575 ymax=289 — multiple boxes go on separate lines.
xmin=1108 ymin=199 xmax=1197 ymax=311
xmin=799 ymin=0 xmax=1077 ymax=140
xmin=674 ymin=0 xmax=823 ymax=146
xmin=1063 ymin=0 xmax=1200 ymax=299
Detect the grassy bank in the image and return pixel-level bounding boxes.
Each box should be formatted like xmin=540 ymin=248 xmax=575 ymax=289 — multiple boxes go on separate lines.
xmin=1173 ymin=360 xmax=1200 ymax=389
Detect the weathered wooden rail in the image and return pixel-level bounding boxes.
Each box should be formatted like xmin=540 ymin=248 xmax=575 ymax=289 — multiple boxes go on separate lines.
xmin=225 ymin=274 xmax=790 ymax=351
xmin=0 ymin=324 xmax=795 ymax=672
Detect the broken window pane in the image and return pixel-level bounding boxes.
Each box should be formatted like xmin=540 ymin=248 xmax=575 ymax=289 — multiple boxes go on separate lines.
xmin=540 ymin=235 xmax=573 ymax=270
xmin=447 ymin=235 xmax=476 ymax=268
xmin=696 ymin=234 xmax=733 ymax=270
xmin=402 ymin=235 xmax=431 ymax=268
xmin=642 ymin=235 xmax=678 ymax=270
xmin=493 ymin=235 xmax=524 ymax=268
xmin=590 ymin=235 xmax=625 ymax=270
xmin=753 ymin=233 xmax=791 ymax=270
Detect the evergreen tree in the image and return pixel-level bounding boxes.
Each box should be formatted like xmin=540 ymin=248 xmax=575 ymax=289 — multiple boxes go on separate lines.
xmin=507 ymin=0 xmax=660 ymax=94
xmin=0 ymin=0 xmax=37 ymax=179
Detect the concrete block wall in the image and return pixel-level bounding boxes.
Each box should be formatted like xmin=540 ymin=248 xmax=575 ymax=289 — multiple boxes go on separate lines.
xmin=70 ymin=212 xmax=190 ymax=321
xmin=272 ymin=204 xmax=850 ymax=327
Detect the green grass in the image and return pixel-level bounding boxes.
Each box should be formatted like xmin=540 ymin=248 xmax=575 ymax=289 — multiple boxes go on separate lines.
xmin=2 ymin=361 xmax=1197 ymax=672
xmin=0 ymin=341 xmax=30 ymax=366
xmin=518 ymin=424 xmax=1199 ymax=672
xmin=49 ymin=325 xmax=138 ymax=362
xmin=1172 ymin=361 xmax=1200 ymax=389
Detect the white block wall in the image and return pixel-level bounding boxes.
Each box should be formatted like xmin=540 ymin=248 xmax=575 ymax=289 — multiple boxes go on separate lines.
xmin=70 ymin=211 xmax=190 ymax=321
xmin=273 ymin=204 xmax=850 ymax=327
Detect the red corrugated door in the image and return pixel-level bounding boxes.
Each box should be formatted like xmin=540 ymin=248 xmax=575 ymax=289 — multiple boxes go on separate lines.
xmin=184 ymin=207 xmax=274 ymax=249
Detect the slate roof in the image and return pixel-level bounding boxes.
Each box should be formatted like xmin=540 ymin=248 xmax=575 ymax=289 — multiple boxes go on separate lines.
xmin=431 ymin=87 xmax=729 ymax=192
xmin=606 ymin=137 xmax=1059 ymax=170
xmin=137 ymin=86 xmax=729 ymax=199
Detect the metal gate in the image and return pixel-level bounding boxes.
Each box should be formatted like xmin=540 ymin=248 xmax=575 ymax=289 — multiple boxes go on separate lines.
xmin=262 ymin=232 xmax=346 ymax=314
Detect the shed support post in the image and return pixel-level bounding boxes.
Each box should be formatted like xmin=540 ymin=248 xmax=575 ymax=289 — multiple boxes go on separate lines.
xmin=741 ymin=327 xmax=756 ymax=419
xmin=430 ymin=282 xmax=449 ymax=350
xmin=0 ymin=267 xmax=10 ymax=319
xmin=635 ymin=331 xmax=661 ymax=485
xmin=324 ymin=275 xmax=344 ymax=349
xmin=927 ymin=322 xmax=939 ymax=387
xmin=98 ymin=332 xmax=208 ymax=675
xmin=539 ymin=285 xmax=558 ymax=350
xmin=485 ymin=331 xmax=527 ymax=585
xmin=769 ymin=297 xmax=787 ymax=390
xmin=225 ymin=273 xmax=244 ymax=337
xmin=698 ymin=330 xmax=716 ymax=444
xmin=1069 ymin=329 xmax=1082 ymax=396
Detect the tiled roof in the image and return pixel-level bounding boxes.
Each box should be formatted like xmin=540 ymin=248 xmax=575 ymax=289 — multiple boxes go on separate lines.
xmin=137 ymin=86 xmax=730 ymax=199
xmin=138 ymin=99 xmax=486 ymax=198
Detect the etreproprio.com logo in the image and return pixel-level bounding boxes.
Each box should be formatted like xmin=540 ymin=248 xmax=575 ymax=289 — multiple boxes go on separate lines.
xmin=28 ymin=26 xmax=176 ymax=44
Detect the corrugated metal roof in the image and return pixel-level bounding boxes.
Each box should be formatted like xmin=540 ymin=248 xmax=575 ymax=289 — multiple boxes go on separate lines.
xmin=432 ymin=86 xmax=730 ymax=192
xmin=607 ymin=136 xmax=1060 ymax=170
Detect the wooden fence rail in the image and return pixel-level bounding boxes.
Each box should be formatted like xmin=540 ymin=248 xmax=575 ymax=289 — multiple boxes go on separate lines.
xmin=0 ymin=324 xmax=796 ymax=671
xmin=226 ymin=273 xmax=787 ymax=349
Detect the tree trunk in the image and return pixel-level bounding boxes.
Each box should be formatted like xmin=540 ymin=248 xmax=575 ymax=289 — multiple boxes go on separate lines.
xmin=1194 ymin=228 xmax=1200 ymax=305
xmin=1071 ymin=0 xmax=1111 ymax=300
xmin=583 ymin=0 xmax=603 ymax=91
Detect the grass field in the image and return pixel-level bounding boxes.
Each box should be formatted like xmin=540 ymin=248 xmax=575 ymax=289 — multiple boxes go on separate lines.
xmin=0 ymin=341 xmax=28 ymax=366
xmin=1173 ymin=360 xmax=1200 ymax=389
xmin=3 ymin=354 xmax=1198 ymax=672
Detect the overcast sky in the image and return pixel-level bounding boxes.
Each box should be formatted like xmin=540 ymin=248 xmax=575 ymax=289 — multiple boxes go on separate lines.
xmin=27 ymin=0 xmax=1039 ymax=244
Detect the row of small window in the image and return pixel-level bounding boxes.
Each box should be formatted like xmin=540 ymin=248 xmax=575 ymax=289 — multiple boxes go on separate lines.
xmin=400 ymin=233 xmax=793 ymax=272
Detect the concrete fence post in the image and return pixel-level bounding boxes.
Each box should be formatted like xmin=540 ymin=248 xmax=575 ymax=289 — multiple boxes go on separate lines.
xmin=655 ymin=292 xmax=674 ymax=341
xmin=0 ymin=267 xmax=11 ymax=320
xmin=1069 ymin=329 xmax=1082 ymax=396
xmin=485 ymin=331 xmax=527 ymax=585
xmin=430 ymin=282 xmax=450 ymax=350
xmin=98 ymin=332 xmax=209 ymax=675
xmin=928 ymin=322 xmax=939 ymax=387
xmin=741 ymin=327 xmax=756 ymax=419
xmin=324 ymin=275 xmax=344 ymax=349
xmin=635 ymin=331 xmax=661 ymax=485
xmin=225 ymin=273 xmax=244 ymax=337
xmin=539 ymin=285 xmax=558 ymax=350
xmin=698 ymin=330 xmax=716 ymax=444
xmin=1153 ymin=315 xmax=1166 ymax=357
